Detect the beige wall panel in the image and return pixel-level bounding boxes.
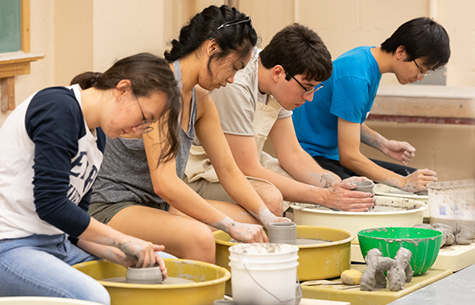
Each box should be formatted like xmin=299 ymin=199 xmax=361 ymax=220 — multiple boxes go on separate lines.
xmin=361 ymin=121 xmax=475 ymax=181
xmin=92 ymin=0 xmax=166 ymax=72
xmin=297 ymin=0 xmax=359 ymax=31
xmin=239 ymin=0 xmax=295 ymax=47
xmin=53 ymin=0 xmax=93 ymax=86
xmin=438 ymin=0 xmax=475 ymax=87
xmin=359 ymin=0 xmax=428 ymax=32
xmin=162 ymin=0 xmax=226 ymax=56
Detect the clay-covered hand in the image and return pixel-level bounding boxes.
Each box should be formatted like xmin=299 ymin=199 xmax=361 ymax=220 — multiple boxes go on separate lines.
xmin=317 ymin=172 xmax=340 ymax=188
xmin=116 ymin=235 xmax=166 ymax=268
xmin=402 ymin=169 xmax=437 ymax=192
xmin=252 ymin=208 xmax=292 ymax=227
xmin=221 ymin=216 xmax=268 ymax=243
xmin=154 ymin=251 xmax=168 ymax=280
xmin=381 ymin=140 xmax=416 ymax=165
xmin=322 ymin=177 xmax=375 ymax=212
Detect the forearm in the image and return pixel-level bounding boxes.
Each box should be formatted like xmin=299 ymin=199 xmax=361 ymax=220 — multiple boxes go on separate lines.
xmin=77 ymin=238 xmax=121 ymax=260
xmin=242 ymin=164 xmax=329 ymax=205
xmin=157 ymin=177 xmax=239 ymax=233
xmin=278 ymin=151 xmax=340 ymax=187
xmin=340 ymin=151 xmax=405 ymax=188
xmin=360 ymin=123 xmax=387 ymax=152
xmin=218 ymin=166 xmax=279 ymax=224
xmin=78 ymin=217 xmax=129 ymax=248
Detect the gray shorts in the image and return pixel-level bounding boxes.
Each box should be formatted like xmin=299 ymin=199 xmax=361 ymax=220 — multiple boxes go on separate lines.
xmin=89 ymin=201 xmax=169 ymax=224
xmin=183 ymin=175 xmax=236 ymax=203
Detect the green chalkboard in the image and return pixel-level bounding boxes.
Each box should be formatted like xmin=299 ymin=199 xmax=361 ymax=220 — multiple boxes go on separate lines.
xmin=0 ymin=0 xmax=22 ymax=53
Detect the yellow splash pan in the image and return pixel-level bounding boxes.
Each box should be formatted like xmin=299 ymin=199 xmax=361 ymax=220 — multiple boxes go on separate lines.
xmin=73 ymin=258 xmax=230 ymax=305
xmin=214 ymin=225 xmax=354 ymax=295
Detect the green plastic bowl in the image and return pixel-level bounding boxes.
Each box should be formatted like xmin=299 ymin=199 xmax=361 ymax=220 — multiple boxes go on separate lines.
xmin=358 ymin=227 xmax=442 ymax=275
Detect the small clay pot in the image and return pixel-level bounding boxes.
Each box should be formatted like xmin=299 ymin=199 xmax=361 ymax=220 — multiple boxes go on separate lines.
xmin=352 ymin=180 xmax=374 ymax=193
xmin=267 ymin=222 xmax=297 ymax=245
xmin=126 ymin=266 xmax=163 ymax=284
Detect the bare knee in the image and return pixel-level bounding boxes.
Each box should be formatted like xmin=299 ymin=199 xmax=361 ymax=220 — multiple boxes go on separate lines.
xmin=181 ymin=224 xmax=216 ymax=264
xmin=250 ymin=180 xmax=284 ymax=216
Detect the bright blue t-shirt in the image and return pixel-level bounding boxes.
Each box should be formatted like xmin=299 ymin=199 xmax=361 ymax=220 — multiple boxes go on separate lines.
xmin=293 ymin=46 xmax=382 ymax=161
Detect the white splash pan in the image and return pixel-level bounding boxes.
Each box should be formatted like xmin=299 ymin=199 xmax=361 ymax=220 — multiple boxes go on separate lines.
xmin=291 ymin=196 xmax=426 ymax=243
xmin=374 ymin=183 xmax=430 ymax=218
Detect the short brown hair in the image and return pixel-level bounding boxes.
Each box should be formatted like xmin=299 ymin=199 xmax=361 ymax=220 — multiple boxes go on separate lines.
xmin=260 ymin=23 xmax=332 ymax=82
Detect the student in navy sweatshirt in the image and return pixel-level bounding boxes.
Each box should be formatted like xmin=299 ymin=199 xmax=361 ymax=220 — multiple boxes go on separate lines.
xmin=0 ymin=53 xmax=180 ymax=304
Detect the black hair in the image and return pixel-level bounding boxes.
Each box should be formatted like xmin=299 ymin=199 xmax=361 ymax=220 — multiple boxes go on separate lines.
xmin=164 ymin=5 xmax=258 ymax=70
xmin=260 ymin=23 xmax=333 ymax=82
xmin=70 ymin=53 xmax=181 ymax=166
xmin=381 ymin=17 xmax=450 ymax=70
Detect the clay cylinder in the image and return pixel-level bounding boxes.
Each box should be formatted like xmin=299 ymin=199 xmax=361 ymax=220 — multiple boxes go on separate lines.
xmin=352 ymin=180 xmax=374 ymax=193
xmin=267 ymin=222 xmax=297 ymax=244
xmin=126 ymin=266 xmax=163 ymax=284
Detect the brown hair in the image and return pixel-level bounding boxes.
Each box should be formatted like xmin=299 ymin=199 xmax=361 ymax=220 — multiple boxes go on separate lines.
xmin=70 ymin=53 xmax=181 ymax=166
xmin=260 ymin=23 xmax=332 ymax=82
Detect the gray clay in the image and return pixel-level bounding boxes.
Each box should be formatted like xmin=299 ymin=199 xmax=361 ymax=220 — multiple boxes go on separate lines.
xmin=455 ymin=223 xmax=475 ymax=245
xmin=435 ymin=227 xmax=455 ymax=247
xmin=429 ymin=222 xmax=475 ymax=247
xmin=361 ymin=247 xmax=414 ymax=292
xmin=412 ymin=223 xmax=434 ymax=230
xmin=360 ymin=249 xmax=396 ymax=291
xmin=386 ymin=247 xmax=413 ymax=291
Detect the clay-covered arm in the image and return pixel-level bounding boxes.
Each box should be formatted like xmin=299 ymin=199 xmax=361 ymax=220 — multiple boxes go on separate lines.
xmin=224 ymin=123 xmax=373 ymax=212
xmin=270 ymin=116 xmax=340 ymax=187
xmin=360 ymin=123 xmax=415 ymax=164
xmin=77 ymin=217 xmax=165 ymax=269
xmin=338 ymin=118 xmax=436 ymax=192
xmin=195 ymin=88 xmax=288 ymax=225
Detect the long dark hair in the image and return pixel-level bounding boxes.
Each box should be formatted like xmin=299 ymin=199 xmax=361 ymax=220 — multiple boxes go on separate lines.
xmin=164 ymin=5 xmax=258 ymax=71
xmin=70 ymin=53 xmax=181 ymax=166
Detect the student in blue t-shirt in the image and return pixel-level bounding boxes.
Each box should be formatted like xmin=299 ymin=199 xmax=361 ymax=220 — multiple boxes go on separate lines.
xmin=293 ymin=17 xmax=450 ymax=193
xmin=0 ymin=53 xmax=181 ymax=304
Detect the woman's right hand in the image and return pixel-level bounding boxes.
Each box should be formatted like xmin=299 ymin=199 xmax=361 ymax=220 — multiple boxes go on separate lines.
xmin=116 ymin=235 xmax=166 ymax=268
xmin=229 ymin=221 xmax=268 ymax=243
xmin=218 ymin=216 xmax=268 ymax=243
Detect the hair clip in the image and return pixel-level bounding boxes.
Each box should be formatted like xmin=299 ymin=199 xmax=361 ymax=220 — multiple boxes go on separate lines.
xmin=217 ymin=16 xmax=252 ymax=30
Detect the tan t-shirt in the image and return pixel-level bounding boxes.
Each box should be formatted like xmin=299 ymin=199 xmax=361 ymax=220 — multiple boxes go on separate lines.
xmin=185 ymin=47 xmax=292 ymax=183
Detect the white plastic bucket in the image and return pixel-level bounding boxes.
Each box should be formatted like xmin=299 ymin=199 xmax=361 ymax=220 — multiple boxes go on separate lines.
xmin=428 ymin=179 xmax=475 ymax=231
xmin=229 ymin=243 xmax=299 ymax=305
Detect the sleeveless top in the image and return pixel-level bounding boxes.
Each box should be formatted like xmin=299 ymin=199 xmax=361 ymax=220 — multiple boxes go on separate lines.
xmin=91 ymin=60 xmax=197 ymax=205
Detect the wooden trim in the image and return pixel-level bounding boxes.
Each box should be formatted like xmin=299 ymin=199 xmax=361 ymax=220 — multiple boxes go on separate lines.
xmin=21 ymin=0 xmax=30 ymax=53
xmin=0 ymin=53 xmax=44 ymax=78
xmin=1 ymin=77 xmax=15 ymax=112
xmin=1 ymin=1 xmax=42 ymax=112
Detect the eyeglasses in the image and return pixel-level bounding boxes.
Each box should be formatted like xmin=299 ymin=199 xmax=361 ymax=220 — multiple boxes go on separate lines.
xmin=287 ymin=73 xmax=323 ymax=95
xmin=217 ymin=16 xmax=252 ymax=30
xmin=134 ymin=96 xmax=154 ymax=134
xmin=413 ymin=60 xmax=435 ymax=78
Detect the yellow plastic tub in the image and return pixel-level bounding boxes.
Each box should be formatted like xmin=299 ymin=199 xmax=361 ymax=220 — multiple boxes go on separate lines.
xmin=214 ymin=225 xmax=354 ymax=295
xmin=73 ymin=259 xmax=230 ymax=305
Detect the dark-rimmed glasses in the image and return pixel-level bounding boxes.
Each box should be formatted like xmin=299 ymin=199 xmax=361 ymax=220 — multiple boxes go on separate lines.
xmin=134 ymin=96 xmax=154 ymax=134
xmin=217 ymin=16 xmax=252 ymax=30
xmin=413 ymin=60 xmax=435 ymax=78
xmin=287 ymin=73 xmax=323 ymax=95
